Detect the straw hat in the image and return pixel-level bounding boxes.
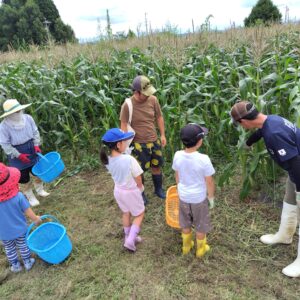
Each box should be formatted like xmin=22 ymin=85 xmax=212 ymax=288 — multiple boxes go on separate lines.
xmin=0 ymin=99 xmax=31 ymax=118
xmin=0 ymin=163 xmax=20 ymax=202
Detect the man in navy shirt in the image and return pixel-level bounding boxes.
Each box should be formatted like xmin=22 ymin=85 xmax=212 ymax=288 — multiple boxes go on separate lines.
xmin=230 ymin=101 xmax=300 ymax=278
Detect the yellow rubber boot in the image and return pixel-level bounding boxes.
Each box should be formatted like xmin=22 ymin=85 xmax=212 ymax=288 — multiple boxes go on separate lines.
xmin=196 ymin=237 xmax=210 ymax=258
xmin=182 ymin=232 xmax=194 ymax=255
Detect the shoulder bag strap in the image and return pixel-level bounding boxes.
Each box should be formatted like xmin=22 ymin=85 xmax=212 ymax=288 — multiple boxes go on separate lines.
xmin=125 ymin=98 xmax=133 ymax=124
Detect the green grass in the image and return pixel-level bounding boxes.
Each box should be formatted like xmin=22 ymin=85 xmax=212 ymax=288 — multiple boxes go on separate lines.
xmin=1 ymin=166 xmax=300 ymax=299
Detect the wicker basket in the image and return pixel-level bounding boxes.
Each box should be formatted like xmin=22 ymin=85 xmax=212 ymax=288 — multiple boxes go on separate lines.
xmin=165 ymin=185 xmax=180 ymax=229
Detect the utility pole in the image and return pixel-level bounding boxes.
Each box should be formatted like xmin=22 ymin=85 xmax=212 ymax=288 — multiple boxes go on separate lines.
xmin=144 ymin=13 xmax=149 ymax=36
xmin=277 ymin=3 xmax=289 ymax=23
xmin=106 ymin=9 xmax=112 ymax=39
xmin=192 ymin=19 xmax=194 ymax=34
xmin=285 ymin=5 xmax=289 ymax=23
xmin=43 ymin=19 xmax=51 ymax=42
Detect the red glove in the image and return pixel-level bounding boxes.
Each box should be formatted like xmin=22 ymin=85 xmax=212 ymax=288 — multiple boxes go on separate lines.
xmin=34 ymin=146 xmax=42 ymax=153
xmin=18 ymin=153 xmax=31 ymax=163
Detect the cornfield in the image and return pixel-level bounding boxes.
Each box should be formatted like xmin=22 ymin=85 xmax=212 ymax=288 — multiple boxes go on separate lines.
xmin=0 ymin=24 xmax=299 ymax=198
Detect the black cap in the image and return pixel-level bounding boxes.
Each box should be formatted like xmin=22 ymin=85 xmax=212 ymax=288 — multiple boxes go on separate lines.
xmin=180 ymin=123 xmax=208 ymax=147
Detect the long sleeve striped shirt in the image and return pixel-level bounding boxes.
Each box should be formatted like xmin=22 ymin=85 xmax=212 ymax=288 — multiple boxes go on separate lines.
xmin=0 ymin=114 xmax=41 ymax=158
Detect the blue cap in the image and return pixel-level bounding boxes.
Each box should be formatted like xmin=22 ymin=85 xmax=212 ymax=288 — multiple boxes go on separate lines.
xmin=102 ymin=128 xmax=134 ymax=143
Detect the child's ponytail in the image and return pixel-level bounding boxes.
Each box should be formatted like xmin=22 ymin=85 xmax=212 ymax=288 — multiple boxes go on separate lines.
xmin=100 ymin=142 xmax=118 ymax=165
xmin=100 ymin=147 xmax=109 ymax=165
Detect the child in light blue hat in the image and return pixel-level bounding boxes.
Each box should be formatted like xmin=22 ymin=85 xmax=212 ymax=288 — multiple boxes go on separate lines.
xmin=100 ymin=128 xmax=145 ymax=252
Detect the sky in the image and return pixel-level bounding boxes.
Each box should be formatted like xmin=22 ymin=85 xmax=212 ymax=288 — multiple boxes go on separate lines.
xmin=52 ymin=0 xmax=300 ymax=41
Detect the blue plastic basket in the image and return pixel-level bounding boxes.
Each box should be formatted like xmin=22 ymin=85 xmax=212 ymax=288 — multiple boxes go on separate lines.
xmin=32 ymin=152 xmax=65 ymax=183
xmin=26 ymin=215 xmax=72 ymax=264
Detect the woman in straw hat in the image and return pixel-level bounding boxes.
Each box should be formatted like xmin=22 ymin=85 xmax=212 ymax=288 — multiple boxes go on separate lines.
xmin=0 ymin=163 xmax=41 ymax=273
xmin=0 ymin=99 xmax=49 ymax=206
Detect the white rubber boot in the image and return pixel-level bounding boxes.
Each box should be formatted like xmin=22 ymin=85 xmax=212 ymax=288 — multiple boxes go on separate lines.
xmin=282 ymin=227 xmax=300 ymax=277
xmin=283 ymin=198 xmax=300 ymax=277
xmin=33 ymin=178 xmax=50 ymax=197
xmin=23 ymin=183 xmax=40 ymax=207
xmin=260 ymin=202 xmax=297 ymax=245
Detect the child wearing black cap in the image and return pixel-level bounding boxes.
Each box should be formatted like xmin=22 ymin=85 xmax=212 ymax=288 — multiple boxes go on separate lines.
xmin=172 ymin=123 xmax=215 ymax=257
xmin=100 ymin=128 xmax=145 ymax=252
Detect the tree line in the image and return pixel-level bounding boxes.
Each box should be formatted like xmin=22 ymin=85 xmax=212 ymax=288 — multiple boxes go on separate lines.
xmin=0 ymin=0 xmax=76 ymax=52
xmin=0 ymin=0 xmax=283 ymax=52
xmin=244 ymin=0 xmax=282 ymax=27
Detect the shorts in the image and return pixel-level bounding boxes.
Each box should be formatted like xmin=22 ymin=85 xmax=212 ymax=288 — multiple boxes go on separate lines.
xmin=179 ymin=199 xmax=211 ymax=233
xmin=114 ymin=186 xmax=145 ymax=217
xmin=132 ymin=140 xmax=164 ymax=171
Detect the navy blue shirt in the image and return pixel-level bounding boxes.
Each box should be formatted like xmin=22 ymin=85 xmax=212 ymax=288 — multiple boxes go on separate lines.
xmin=247 ymin=115 xmax=300 ymax=169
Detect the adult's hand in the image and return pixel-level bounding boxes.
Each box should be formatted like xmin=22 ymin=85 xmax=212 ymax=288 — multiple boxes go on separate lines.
xmin=18 ymin=153 xmax=31 ymax=163
xmin=34 ymin=146 xmax=42 ymax=153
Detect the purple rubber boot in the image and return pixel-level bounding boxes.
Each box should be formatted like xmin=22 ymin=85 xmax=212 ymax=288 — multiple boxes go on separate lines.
xmin=124 ymin=226 xmax=142 ymax=243
xmin=124 ymin=224 xmax=140 ymax=252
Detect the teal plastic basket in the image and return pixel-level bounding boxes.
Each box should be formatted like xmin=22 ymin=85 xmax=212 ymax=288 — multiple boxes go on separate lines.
xmin=26 ymin=215 xmax=72 ymax=264
xmin=32 ymin=152 xmax=65 ymax=183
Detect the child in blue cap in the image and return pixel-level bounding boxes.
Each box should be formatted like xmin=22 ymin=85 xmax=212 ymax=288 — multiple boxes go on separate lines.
xmin=100 ymin=128 xmax=145 ymax=252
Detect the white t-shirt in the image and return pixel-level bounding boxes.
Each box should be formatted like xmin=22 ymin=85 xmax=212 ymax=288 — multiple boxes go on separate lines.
xmin=172 ymin=150 xmax=215 ymax=203
xmin=106 ymin=154 xmax=143 ymax=189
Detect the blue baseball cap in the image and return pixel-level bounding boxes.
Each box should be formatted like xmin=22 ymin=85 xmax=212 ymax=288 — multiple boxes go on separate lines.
xmin=102 ymin=128 xmax=134 ymax=143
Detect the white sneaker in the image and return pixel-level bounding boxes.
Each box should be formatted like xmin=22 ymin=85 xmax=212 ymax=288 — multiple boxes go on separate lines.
xmin=10 ymin=261 xmax=22 ymax=273
xmin=23 ymin=258 xmax=35 ymax=271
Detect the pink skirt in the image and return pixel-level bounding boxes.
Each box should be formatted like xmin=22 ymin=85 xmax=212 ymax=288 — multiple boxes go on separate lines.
xmin=114 ymin=186 xmax=145 ymax=217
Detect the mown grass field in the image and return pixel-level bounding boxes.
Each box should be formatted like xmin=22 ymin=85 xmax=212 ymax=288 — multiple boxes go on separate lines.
xmin=0 ymin=165 xmax=300 ymax=299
